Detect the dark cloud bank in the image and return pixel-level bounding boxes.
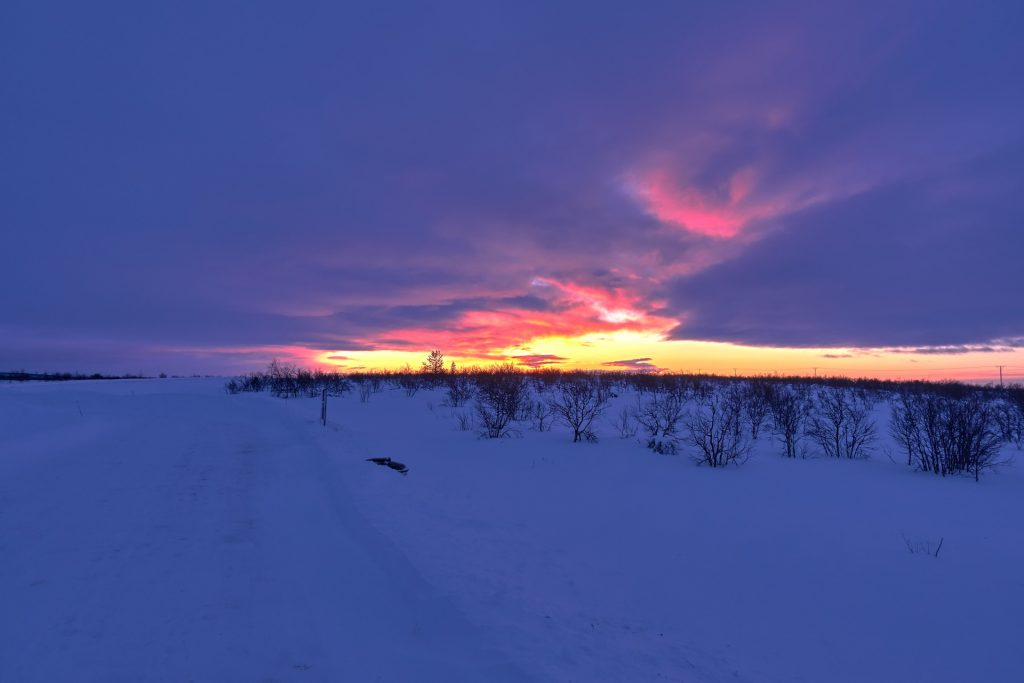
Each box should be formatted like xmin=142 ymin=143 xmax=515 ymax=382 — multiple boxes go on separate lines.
xmin=2 ymin=1 xmax=1022 ymax=372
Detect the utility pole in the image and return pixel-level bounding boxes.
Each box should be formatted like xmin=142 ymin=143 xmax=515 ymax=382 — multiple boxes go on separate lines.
xmin=812 ymin=367 xmax=818 ymax=378
xmin=998 ymin=365 xmax=1005 ymax=389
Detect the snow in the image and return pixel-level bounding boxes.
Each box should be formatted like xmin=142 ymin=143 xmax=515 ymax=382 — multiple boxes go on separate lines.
xmin=2 ymin=379 xmax=1022 ymax=682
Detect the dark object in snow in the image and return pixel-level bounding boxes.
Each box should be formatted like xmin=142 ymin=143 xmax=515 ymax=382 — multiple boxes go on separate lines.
xmin=366 ymin=457 xmax=408 ymax=475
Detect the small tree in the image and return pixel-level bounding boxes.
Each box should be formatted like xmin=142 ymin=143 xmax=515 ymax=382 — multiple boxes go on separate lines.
xmin=419 ymin=349 xmax=447 ymax=389
xmin=548 ymin=378 xmax=608 ymax=442
xmin=685 ymin=386 xmax=750 ymax=467
xmin=422 ymin=349 xmax=446 ymax=375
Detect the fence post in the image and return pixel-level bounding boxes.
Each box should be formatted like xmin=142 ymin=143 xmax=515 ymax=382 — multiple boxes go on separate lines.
xmin=320 ymin=388 xmax=327 ymax=426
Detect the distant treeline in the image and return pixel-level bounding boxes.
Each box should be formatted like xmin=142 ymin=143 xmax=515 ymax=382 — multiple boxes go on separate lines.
xmin=1 ymin=371 xmax=148 ymax=382
xmin=224 ymin=359 xmax=1014 ymax=400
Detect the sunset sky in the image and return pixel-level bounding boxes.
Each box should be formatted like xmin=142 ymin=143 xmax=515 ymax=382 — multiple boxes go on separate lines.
xmin=3 ymin=1 xmax=1023 ymax=382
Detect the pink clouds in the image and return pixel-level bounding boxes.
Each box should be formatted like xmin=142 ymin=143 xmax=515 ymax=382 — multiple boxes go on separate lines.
xmin=626 ymin=166 xmax=780 ymax=239
xmin=353 ymin=276 xmax=675 ymax=359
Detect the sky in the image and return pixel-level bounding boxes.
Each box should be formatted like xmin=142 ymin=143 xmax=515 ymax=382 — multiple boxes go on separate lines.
xmin=2 ymin=0 xmax=1023 ymax=382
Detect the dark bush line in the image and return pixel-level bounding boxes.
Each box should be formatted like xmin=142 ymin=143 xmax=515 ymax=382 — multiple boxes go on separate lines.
xmin=225 ymin=360 xmax=352 ymax=398
xmin=1 ymin=370 xmax=148 ymax=382
xmin=226 ymin=360 xmax=1016 ymax=399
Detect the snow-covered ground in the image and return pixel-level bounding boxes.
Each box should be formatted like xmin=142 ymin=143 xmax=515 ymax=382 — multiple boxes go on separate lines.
xmin=2 ymin=379 xmax=1021 ymax=682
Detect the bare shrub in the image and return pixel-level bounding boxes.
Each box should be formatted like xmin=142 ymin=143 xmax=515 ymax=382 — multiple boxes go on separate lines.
xmin=225 ymin=373 xmax=265 ymax=394
xmin=741 ymin=379 xmax=773 ymax=440
xmin=548 ymin=378 xmax=608 ymax=443
xmin=445 ymin=372 xmax=475 ymax=407
xmin=529 ymin=368 xmax=562 ymax=393
xmin=890 ymin=391 xmax=1005 ymax=481
xmin=514 ymin=395 xmax=535 ymax=422
xmin=531 ymin=400 xmax=556 ymax=432
xmin=355 ymin=378 xmax=372 ymax=403
xmin=890 ymin=390 xmax=921 ymax=466
xmin=397 ymin=370 xmax=421 ymax=397
xmin=767 ymin=384 xmax=810 ymax=458
xmin=454 ymin=410 xmax=474 ymax=432
xmin=685 ymin=386 xmax=750 ymax=467
xmin=806 ymin=387 xmax=877 ymax=459
xmin=900 ymin=532 xmax=944 ymax=558
xmin=594 ymin=374 xmax=617 ymax=404
xmin=994 ymin=387 xmax=1024 ymax=449
xmin=615 ymin=406 xmax=638 ymax=438
xmin=636 ymin=390 xmax=686 ymax=454
xmin=474 ymin=365 xmax=530 ymax=438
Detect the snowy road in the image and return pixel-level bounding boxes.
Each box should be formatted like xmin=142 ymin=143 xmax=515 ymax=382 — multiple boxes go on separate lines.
xmin=0 ymin=381 xmax=524 ymax=682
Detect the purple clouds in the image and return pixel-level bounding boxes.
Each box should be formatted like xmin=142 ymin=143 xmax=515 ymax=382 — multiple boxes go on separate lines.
xmin=2 ymin=1 xmax=1022 ymax=373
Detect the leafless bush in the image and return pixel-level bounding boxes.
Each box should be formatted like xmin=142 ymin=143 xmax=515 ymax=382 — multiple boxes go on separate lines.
xmin=615 ymin=406 xmax=638 ymax=438
xmin=685 ymin=386 xmax=750 ymax=467
xmin=474 ymin=365 xmax=530 ymax=438
xmin=684 ymin=377 xmax=715 ymax=402
xmin=890 ymin=390 xmax=920 ymax=466
xmin=397 ymin=371 xmax=421 ymax=397
xmin=770 ymin=385 xmax=811 ymax=458
xmin=741 ymin=379 xmax=773 ymax=440
xmin=454 ymin=410 xmax=474 ymax=432
xmin=548 ymin=378 xmax=608 ymax=443
xmin=806 ymin=387 xmax=877 ymax=459
xmin=594 ymin=374 xmax=617 ymax=404
xmin=225 ymin=373 xmax=266 ymax=394
xmin=900 ymin=532 xmax=944 ymax=558
xmin=514 ymin=395 xmax=535 ymax=422
xmin=636 ymin=390 xmax=686 ymax=454
xmin=528 ymin=368 xmax=562 ymax=393
xmin=445 ymin=372 xmax=475 ymax=407
xmin=355 ymin=378 xmax=372 ymax=403
xmin=891 ymin=391 xmax=1005 ymax=480
xmin=531 ymin=400 xmax=556 ymax=432
xmin=767 ymin=384 xmax=810 ymax=458
xmin=994 ymin=388 xmax=1024 ymax=449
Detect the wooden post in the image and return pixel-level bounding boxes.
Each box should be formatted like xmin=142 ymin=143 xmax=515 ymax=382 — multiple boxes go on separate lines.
xmin=320 ymin=388 xmax=327 ymax=426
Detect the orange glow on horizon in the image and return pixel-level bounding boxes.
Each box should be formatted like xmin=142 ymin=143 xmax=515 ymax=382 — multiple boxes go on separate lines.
xmin=175 ymin=283 xmax=1020 ymax=386
xmin=310 ymin=334 xmax=1020 ymax=384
